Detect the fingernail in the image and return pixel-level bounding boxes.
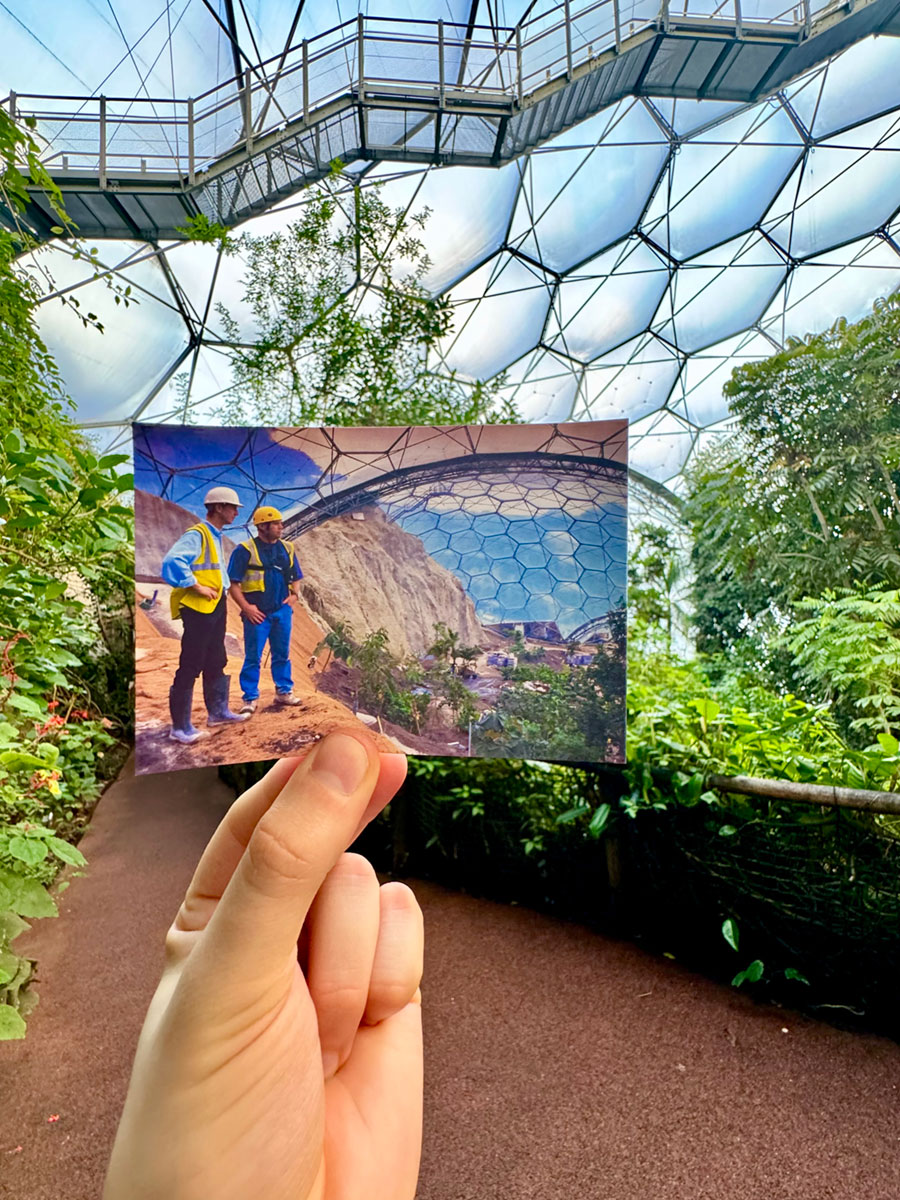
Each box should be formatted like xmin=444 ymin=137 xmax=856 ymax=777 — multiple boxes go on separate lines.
xmin=311 ymin=732 xmax=370 ymax=794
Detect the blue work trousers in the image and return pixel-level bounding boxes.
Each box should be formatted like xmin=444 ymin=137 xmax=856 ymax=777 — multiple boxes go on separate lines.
xmin=240 ymin=603 xmax=294 ymax=699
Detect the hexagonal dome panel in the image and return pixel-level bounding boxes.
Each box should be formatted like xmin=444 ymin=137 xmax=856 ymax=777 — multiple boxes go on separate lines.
xmin=548 ymin=240 xmax=670 ymax=362
xmin=508 ymin=100 xmax=668 ymax=272
xmin=641 ymin=104 xmax=803 ymax=262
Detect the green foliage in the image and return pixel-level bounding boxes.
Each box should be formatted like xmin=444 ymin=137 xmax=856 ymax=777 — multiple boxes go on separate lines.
xmin=783 ymin=588 xmax=900 ymax=741
xmin=0 ymin=114 xmax=71 ymax=439
xmin=319 ymin=621 xmax=356 ymax=665
xmin=719 ymin=918 xmax=811 ymax=991
xmin=210 ymin=167 xmax=517 ymax=428
xmin=384 ymin=687 xmax=432 ymax=737
xmin=731 ymin=959 xmax=765 ymax=988
xmin=434 ymin=672 xmax=478 ymax=731
xmin=721 ymin=918 xmax=739 ymax=952
xmin=475 ymin=607 xmax=626 ymax=763
xmin=686 ymin=291 xmax=900 ymax=657
xmin=519 ymin=644 xmax=546 ymax=663
xmin=176 ymin=213 xmax=234 ymax=250
xmin=0 ymin=112 xmax=135 ymax=441
xmin=628 ymin=521 xmax=690 ymax=654
xmin=0 ymin=110 xmax=131 ymax=1035
xmin=355 ymin=629 xmax=397 ymax=718
xmin=623 ymin=646 xmax=891 ymax=814
xmin=405 ymin=754 xmax=612 ymax=864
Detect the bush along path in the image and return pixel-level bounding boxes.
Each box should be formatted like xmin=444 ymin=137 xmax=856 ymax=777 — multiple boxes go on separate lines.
xmin=0 ymin=109 xmax=133 ymax=1037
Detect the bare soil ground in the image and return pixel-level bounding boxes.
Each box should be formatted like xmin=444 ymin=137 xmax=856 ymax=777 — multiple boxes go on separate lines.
xmin=134 ymin=588 xmax=398 ymax=773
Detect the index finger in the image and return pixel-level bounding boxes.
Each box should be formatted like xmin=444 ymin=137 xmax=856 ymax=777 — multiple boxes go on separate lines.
xmin=173 ymin=751 xmax=406 ymax=935
xmin=190 ymin=729 xmax=383 ymax=1001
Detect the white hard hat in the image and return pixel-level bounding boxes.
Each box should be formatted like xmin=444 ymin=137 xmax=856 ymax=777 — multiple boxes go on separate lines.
xmin=203 ymin=486 xmax=242 ymax=506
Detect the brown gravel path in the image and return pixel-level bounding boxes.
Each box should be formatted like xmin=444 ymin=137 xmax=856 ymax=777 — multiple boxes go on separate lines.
xmin=3 ymin=766 xmax=899 ymax=1199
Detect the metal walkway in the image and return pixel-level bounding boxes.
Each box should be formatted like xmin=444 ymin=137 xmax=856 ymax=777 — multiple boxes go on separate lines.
xmin=6 ymin=0 xmax=900 ymax=242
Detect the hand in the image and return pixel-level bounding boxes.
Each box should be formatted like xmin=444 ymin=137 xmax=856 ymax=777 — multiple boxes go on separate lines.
xmin=104 ymin=733 xmax=422 ymax=1200
xmin=191 ymin=584 xmax=218 ymax=601
xmin=243 ymin=602 xmax=266 ymax=624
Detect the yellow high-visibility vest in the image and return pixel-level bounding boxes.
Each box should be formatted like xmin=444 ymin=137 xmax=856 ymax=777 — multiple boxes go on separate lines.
xmin=238 ymin=537 xmax=296 ymax=593
xmin=169 ymin=523 xmax=223 ymax=619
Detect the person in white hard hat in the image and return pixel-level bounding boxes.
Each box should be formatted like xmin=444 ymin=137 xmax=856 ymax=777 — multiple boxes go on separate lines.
xmin=160 ymin=486 xmax=250 ymax=743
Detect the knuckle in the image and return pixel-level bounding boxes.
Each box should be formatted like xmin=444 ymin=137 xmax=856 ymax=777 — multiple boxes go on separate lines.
xmin=176 ymin=891 xmax=208 ymax=927
xmin=379 ymin=976 xmax=421 ymax=1007
xmin=164 ymin=922 xmax=190 ymax=965
xmin=365 ymin=973 xmax=422 ymax=1023
xmin=313 ymin=979 xmax=369 ymax=1018
xmin=164 ymin=922 xmax=180 ymax=958
xmin=247 ymin=815 xmax=316 ymax=890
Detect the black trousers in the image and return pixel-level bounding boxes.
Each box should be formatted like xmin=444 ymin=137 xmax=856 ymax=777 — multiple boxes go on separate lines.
xmin=172 ymin=596 xmax=227 ymax=693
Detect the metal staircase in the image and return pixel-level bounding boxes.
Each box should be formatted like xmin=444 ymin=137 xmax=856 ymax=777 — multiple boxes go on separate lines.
xmin=6 ymin=0 xmax=900 ymax=242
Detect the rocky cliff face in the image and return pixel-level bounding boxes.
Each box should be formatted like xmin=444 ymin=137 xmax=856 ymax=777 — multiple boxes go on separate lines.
xmin=295 ymin=504 xmax=486 ymax=656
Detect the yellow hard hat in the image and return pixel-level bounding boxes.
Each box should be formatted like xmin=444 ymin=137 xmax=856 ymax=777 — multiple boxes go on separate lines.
xmin=252 ymin=505 xmax=283 ymax=525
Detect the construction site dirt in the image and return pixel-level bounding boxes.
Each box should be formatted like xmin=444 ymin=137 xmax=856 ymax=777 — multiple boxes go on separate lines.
xmin=134 ymin=589 xmax=402 ymax=774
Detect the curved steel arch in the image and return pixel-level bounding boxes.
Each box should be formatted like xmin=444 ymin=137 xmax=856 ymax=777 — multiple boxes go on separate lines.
xmin=282 ymin=449 xmax=626 ymax=537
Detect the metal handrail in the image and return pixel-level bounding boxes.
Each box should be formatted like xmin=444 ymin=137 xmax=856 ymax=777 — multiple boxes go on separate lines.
xmin=4 ymin=0 xmax=819 ymax=181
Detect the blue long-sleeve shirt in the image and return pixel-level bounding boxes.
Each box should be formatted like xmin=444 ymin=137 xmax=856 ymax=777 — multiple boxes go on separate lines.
xmin=161 ymin=520 xmax=231 ymax=590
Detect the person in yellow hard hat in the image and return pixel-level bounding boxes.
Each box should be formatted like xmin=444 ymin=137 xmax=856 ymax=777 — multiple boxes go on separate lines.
xmin=161 ymin=486 xmax=251 ymax=743
xmin=227 ymin=504 xmax=304 ymax=714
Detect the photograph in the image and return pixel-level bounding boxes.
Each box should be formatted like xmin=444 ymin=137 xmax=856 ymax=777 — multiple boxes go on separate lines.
xmin=134 ymin=421 xmax=627 ymax=773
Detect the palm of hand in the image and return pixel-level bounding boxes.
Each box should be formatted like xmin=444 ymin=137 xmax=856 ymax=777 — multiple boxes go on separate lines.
xmin=105 ymin=742 xmax=422 ymax=1200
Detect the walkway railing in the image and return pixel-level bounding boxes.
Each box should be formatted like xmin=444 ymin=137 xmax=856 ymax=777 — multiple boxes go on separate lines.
xmin=5 ymin=0 xmax=832 ymax=182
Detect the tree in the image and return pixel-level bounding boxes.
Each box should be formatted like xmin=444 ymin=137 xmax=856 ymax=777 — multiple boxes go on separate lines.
xmin=356 ymin=629 xmax=396 ymax=718
xmin=783 ymin=588 xmax=900 ymax=741
xmin=213 ymin=168 xmax=517 ymax=428
xmin=685 ymin=293 xmax=900 ymax=655
xmin=437 ymin=674 xmax=479 ymax=731
xmin=321 ymin=621 xmax=356 ymax=666
xmin=456 ymin=645 xmax=481 ymax=671
xmin=427 ymin=622 xmax=460 ymax=666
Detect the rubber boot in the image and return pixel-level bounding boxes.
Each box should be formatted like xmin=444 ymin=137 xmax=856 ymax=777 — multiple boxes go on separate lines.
xmin=169 ymin=684 xmax=208 ymax=744
xmin=204 ymin=675 xmax=251 ymax=726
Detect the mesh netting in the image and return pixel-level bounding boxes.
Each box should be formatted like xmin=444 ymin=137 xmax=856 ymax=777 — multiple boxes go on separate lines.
xmin=618 ymin=802 xmax=900 ymax=1029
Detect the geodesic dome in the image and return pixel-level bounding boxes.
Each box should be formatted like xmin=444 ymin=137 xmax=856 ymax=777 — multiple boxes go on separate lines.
xmin=134 ymin=421 xmax=627 ymax=637
xmin=6 ymin=2 xmax=900 ymax=496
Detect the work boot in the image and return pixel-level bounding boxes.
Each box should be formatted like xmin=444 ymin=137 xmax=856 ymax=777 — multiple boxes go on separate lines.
xmin=169 ymin=685 xmax=209 ymax=744
xmin=274 ymin=691 xmax=303 ymax=706
xmin=239 ymin=698 xmax=258 ymax=716
xmin=204 ymin=675 xmax=251 ymax=726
